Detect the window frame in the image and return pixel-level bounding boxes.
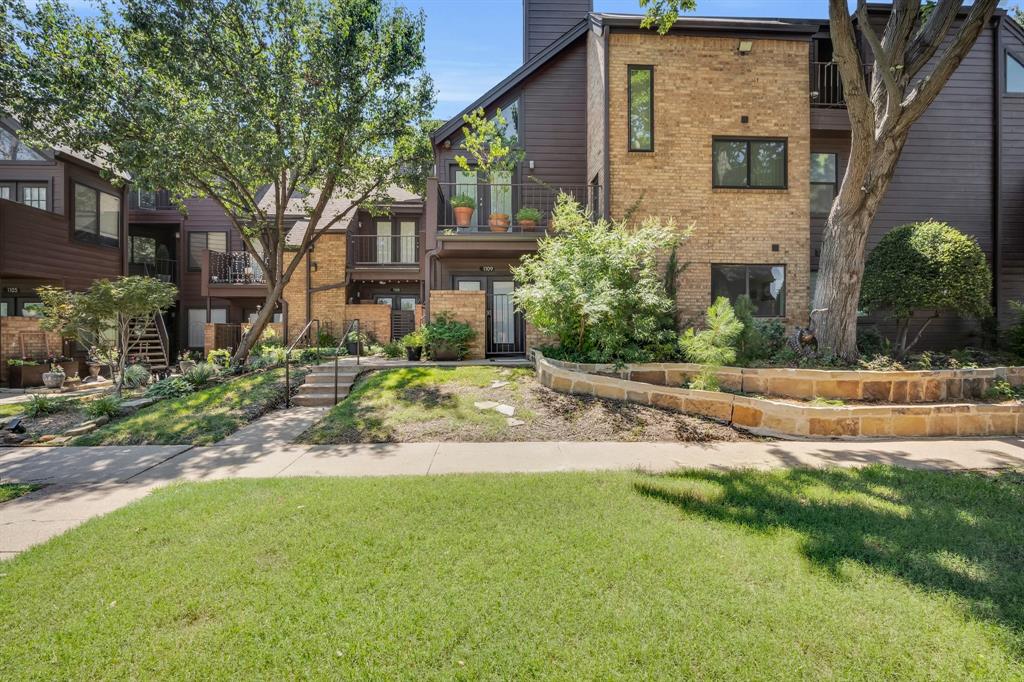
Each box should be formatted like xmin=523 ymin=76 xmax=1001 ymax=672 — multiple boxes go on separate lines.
xmin=627 ymin=64 xmax=655 ymax=153
xmin=0 ymin=180 xmax=50 ymax=211
xmin=711 ymin=137 xmax=789 ymax=190
xmin=710 ymin=263 xmax=787 ymax=318
xmin=72 ymin=181 xmax=121 ymax=248
xmin=187 ymin=230 xmax=229 ymax=271
xmin=1005 ymin=49 xmax=1024 ymax=95
xmin=810 ymin=152 xmax=838 ymax=217
xmin=0 ymin=124 xmax=50 ymax=164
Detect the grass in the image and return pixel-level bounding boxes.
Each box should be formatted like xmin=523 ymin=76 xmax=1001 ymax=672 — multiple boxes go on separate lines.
xmin=0 ymin=402 xmax=28 ymax=419
xmin=2 ymin=466 xmax=1023 ymax=678
xmin=302 ymin=366 xmax=535 ymax=443
xmin=72 ymin=368 xmax=299 ymax=446
xmin=0 ymin=483 xmax=41 ymax=503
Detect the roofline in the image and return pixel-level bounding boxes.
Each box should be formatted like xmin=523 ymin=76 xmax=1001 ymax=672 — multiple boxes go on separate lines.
xmin=431 ymin=19 xmax=590 ymax=143
xmin=592 ymin=13 xmax=819 ymax=37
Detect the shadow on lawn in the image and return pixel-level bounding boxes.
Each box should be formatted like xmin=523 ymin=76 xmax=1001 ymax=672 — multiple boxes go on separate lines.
xmin=635 ymin=465 xmax=1024 ymax=651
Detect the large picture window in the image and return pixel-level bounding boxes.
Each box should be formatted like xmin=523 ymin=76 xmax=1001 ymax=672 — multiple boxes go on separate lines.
xmin=0 ymin=126 xmax=47 ymax=161
xmin=1007 ymin=52 xmax=1024 ymax=93
xmin=188 ymin=231 xmax=228 ymax=270
xmin=711 ymin=264 xmax=786 ymax=317
xmin=628 ymin=65 xmax=653 ymax=151
xmin=73 ymin=182 xmax=120 ymax=246
xmin=713 ymin=138 xmax=787 ymax=189
xmin=810 ymin=152 xmax=838 ymax=216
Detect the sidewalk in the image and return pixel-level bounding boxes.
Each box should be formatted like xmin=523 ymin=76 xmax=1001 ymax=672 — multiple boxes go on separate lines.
xmin=3 ymin=438 xmax=1024 ymax=556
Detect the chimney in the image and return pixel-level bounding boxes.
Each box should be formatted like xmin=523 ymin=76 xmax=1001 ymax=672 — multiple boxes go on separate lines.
xmin=523 ymin=0 xmax=593 ymax=62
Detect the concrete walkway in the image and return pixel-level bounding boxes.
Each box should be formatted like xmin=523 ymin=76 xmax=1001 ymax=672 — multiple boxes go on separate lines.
xmin=3 ymin=438 xmax=1024 ymax=556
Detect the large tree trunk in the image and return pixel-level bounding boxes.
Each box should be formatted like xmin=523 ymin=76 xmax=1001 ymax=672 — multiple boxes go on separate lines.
xmin=232 ymin=277 xmax=288 ymax=365
xmin=812 ymin=133 xmax=907 ymax=360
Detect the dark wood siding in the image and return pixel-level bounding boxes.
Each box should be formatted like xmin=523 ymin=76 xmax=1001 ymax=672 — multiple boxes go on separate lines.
xmin=999 ymin=19 xmax=1024 ymax=328
xmin=0 ymin=159 xmax=63 ymax=215
xmin=523 ymin=0 xmax=591 ymax=62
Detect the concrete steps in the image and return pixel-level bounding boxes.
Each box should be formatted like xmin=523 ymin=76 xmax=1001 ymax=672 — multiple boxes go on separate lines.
xmin=292 ymin=366 xmax=364 ymax=407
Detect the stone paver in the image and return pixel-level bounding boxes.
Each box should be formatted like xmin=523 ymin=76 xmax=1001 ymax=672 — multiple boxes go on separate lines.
xmin=216 ymin=407 xmax=326 ymax=446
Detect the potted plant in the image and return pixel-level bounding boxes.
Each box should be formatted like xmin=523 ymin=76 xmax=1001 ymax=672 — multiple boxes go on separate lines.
xmin=455 ymin=107 xmax=525 ymax=234
xmin=178 ymin=351 xmax=196 ymax=374
xmin=85 ymin=348 xmax=105 ymax=383
xmin=401 ymin=328 xmax=426 ymax=362
xmin=345 ymin=330 xmax=372 ymax=356
xmin=450 ymin=195 xmax=476 ymax=230
xmin=42 ymin=362 xmax=66 ymax=389
xmin=6 ymin=358 xmax=44 ymax=389
xmin=516 ymin=207 xmax=541 ymax=231
xmin=423 ymin=312 xmax=477 ymax=361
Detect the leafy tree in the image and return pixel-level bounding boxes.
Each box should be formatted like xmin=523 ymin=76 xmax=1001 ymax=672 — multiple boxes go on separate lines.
xmin=639 ymin=0 xmax=1000 ymax=360
xmin=513 ymin=196 xmax=685 ymax=363
xmin=4 ymin=0 xmax=434 ymax=364
xmin=860 ymin=221 xmax=992 ymax=357
xmin=37 ymin=277 xmax=178 ymax=395
xmin=455 ymin=107 xmax=523 ymax=219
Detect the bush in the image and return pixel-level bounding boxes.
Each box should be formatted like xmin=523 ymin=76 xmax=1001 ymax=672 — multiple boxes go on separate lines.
xmin=401 ymin=328 xmax=426 ymax=348
xmin=183 ymin=362 xmax=219 ymax=388
xmin=1003 ymin=301 xmax=1024 ymax=359
xmin=423 ymin=312 xmax=477 ymax=359
xmin=513 ymin=195 xmax=686 ymax=363
xmin=25 ymin=394 xmax=67 ymax=418
xmin=984 ymin=379 xmax=1021 ymax=402
xmin=861 ymin=220 xmax=992 ymax=356
xmin=249 ymin=347 xmax=287 ymax=369
xmin=733 ymin=295 xmax=785 ymax=365
xmin=516 ymin=207 xmax=541 ymax=222
xmin=121 ymin=363 xmax=151 ymax=389
xmin=252 ymin=326 xmax=283 ymax=354
xmin=381 ymin=341 xmax=404 ymax=358
xmin=316 ymin=328 xmax=337 ymax=348
xmin=207 ymin=348 xmax=232 ymax=368
xmin=679 ymin=298 xmax=743 ymax=366
xmin=145 ymin=377 xmax=195 ymax=400
xmin=84 ymin=395 xmax=122 ymax=420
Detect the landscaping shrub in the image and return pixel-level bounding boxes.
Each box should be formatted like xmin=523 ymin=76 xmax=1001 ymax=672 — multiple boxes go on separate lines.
xmin=381 ymin=341 xmax=405 ymax=358
xmin=860 ymin=220 xmax=992 ymax=356
xmin=207 ymin=348 xmax=232 ymax=368
xmin=316 ymin=328 xmax=337 ymax=348
xmin=984 ymin=379 xmax=1021 ymax=402
xmin=423 ymin=313 xmax=477 ymax=360
xmin=84 ymin=395 xmax=122 ymax=420
xmin=249 ymin=348 xmax=287 ymax=369
xmin=183 ymin=362 xmax=219 ymax=388
xmin=734 ymin=295 xmax=785 ymax=365
xmin=24 ymin=394 xmax=67 ymax=418
xmin=121 ymin=363 xmax=151 ymax=389
xmin=401 ymin=328 xmax=426 ymax=348
xmin=1003 ymin=300 xmax=1024 ymax=359
xmin=679 ymin=298 xmax=744 ymax=392
xmin=145 ymin=377 xmax=195 ymax=400
xmin=513 ymin=196 xmax=685 ymax=363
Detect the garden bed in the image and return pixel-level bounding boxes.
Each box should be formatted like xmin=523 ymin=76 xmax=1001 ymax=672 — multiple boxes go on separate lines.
xmin=300 ymin=366 xmax=748 ymax=444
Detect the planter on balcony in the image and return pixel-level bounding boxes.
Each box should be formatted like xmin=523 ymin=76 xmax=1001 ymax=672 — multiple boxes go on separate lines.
xmin=488 ymin=213 xmax=511 ymax=232
xmin=453 ymin=206 xmax=475 ymax=227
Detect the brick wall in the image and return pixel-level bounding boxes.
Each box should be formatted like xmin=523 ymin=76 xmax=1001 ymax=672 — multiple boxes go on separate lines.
xmin=606 ymin=33 xmax=811 ymax=329
xmin=281 ymin=233 xmax=349 ymax=340
xmin=0 ymin=317 xmax=63 ymax=383
xmin=586 ymin=28 xmax=607 ymax=196
xmin=525 ymin=320 xmax=558 ymax=353
xmin=429 ymin=290 xmax=486 ymax=359
xmin=354 ymin=301 xmax=394 ymax=344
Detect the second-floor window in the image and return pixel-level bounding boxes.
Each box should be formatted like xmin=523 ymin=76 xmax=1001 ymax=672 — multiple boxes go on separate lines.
xmin=0 ymin=181 xmax=48 ymax=210
xmin=713 ymin=138 xmax=787 ymax=189
xmin=0 ymin=126 xmax=47 ymax=162
xmin=74 ymin=182 xmax=120 ymax=247
xmin=1007 ymin=52 xmax=1024 ymax=93
xmin=811 ymin=152 xmax=838 ymax=216
xmin=628 ymin=65 xmax=653 ymax=151
xmin=188 ymin=231 xmax=228 ymax=270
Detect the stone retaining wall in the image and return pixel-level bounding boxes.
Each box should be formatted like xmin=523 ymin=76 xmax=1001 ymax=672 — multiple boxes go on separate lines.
xmin=550 ymin=360 xmax=1024 ymax=404
xmin=535 ymin=353 xmax=1024 ymax=439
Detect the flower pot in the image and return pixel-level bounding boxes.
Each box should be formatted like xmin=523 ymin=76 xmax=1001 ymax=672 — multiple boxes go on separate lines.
xmin=346 ymin=341 xmax=364 ymax=356
xmin=405 ymin=346 xmax=423 ymax=362
xmin=453 ymin=206 xmax=475 ymax=227
xmin=88 ymin=363 xmax=103 ymax=380
xmin=42 ymin=372 xmax=66 ymax=389
xmin=179 ymin=360 xmax=196 ymax=374
xmin=7 ymin=364 xmax=45 ymax=389
xmin=430 ymin=341 xmax=461 ymax=361
xmin=518 ymin=219 xmax=538 ymax=231
xmin=489 ymin=213 xmax=510 ymax=232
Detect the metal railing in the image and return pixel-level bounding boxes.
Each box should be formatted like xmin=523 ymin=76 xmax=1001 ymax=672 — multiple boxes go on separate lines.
xmin=350 ymin=234 xmax=420 ymax=266
xmin=810 ymin=62 xmax=873 ymax=108
xmin=129 ymin=258 xmax=177 ymax=283
xmin=436 ymin=180 xmax=601 ymax=233
xmin=283 ymin=318 xmax=320 ymax=408
xmin=334 ymin=319 xmax=360 ymax=405
xmin=209 ymin=251 xmax=266 ymax=285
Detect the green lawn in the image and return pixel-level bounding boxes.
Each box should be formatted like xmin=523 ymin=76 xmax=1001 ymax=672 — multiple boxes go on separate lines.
xmin=2 ymin=466 xmax=1023 ymax=678
xmin=0 ymin=402 xmax=27 ymax=419
xmin=0 ymin=483 xmax=40 ymax=503
xmin=73 ymin=368 xmax=300 ymax=446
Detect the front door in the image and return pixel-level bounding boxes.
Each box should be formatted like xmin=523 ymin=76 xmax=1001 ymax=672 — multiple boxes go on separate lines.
xmin=452 ymin=277 xmax=524 ymax=356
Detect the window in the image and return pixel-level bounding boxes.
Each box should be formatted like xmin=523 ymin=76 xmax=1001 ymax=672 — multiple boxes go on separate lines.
xmin=0 ymin=126 xmax=47 ymax=161
xmin=712 ymin=138 xmax=787 ymax=189
xmin=188 ymin=231 xmax=228 ymax=270
xmin=810 ymin=152 xmax=838 ymax=216
xmin=73 ymin=182 xmax=120 ymax=246
xmin=1007 ymin=52 xmax=1024 ymax=93
xmin=0 ymin=181 xmax=48 ymax=210
xmin=628 ymin=65 xmax=653 ymax=151
xmin=187 ymin=308 xmax=226 ymax=348
xmin=133 ymin=189 xmax=157 ymax=209
xmin=711 ymin=264 xmax=786 ymax=317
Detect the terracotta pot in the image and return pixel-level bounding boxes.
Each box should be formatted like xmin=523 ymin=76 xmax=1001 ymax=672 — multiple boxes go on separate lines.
xmin=518 ymin=219 xmax=538 ymax=231
xmin=489 ymin=213 xmax=510 ymax=232
xmin=453 ymin=206 xmax=474 ymax=227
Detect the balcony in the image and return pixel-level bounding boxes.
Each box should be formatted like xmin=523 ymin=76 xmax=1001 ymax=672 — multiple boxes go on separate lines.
xmin=810 ymin=61 xmax=846 ymax=108
xmin=201 ymin=250 xmax=266 ymax=297
xmin=349 ymin=234 xmax=421 ymax=267
xmin=433 ymin=180 xmax=601 ymax=236
xmin=129 ymin=189 xmax=177 ymax=211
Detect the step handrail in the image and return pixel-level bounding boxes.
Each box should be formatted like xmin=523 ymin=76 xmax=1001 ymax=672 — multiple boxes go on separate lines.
xmin=153 ymin=312 xmax=170 ymax=369
xmin=283 ymin=318 xmax=321 ymax=409
xmin=333 ymin=319 xmax=360 ymax=405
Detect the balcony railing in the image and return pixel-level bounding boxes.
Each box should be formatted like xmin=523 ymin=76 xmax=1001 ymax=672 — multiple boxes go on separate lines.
xmin=810 ymin=61 xmax=874 ymax=109
xmin=436 ymin=181 xmax=601 ymax=234
xmin=129 ymin=258 xmax=177 ymax=283
xmin=350 ymin=234 xmax=420 ymax=266
xmin=209 ymin=251 xmax=265 ymax=285
xmin=129 ymin=189 xmax=177 ymax=211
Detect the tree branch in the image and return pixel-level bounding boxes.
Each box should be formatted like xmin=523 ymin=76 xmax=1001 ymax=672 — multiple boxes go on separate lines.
xmin=905 ymin=312 xmax=940 ymax=354
xmin=828 ymin=0 xmax=874 ymax=135
xmin=905 ymin=0 xmax=963 ymax=79
xmin=856 ymin=3 xmax=901 ymax=122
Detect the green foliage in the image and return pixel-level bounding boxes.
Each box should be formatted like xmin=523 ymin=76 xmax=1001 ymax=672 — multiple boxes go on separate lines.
xmin=733 ymin=295 xmax=785 ymax=365
xmin=84 ymin=395 xmax=122 ymax=420
xmin=183 ymin=362 xmax=219 ymax=388
xmin=145 ymin=377 xmax=195 ymax=400
xmin=687 ymin=367 xmax=720 ymax=392
xmin=861 ymin=221 xmax=992 ymax=355
xmin=513 ymin=196 xmax=685 ymax=363
xmin=249 ymin=348 xmax=288 ymax=369
xmin=639 ymin=0 xmax=698 ymax=34
xmin=25 ymin=394 xmax=67 ymax=418
xmin=983 ymin=379 xmax=1022 ymax=402
xmin=122 ymin=364 xmax=151 ymax=389
xmin=810 ymin=397 xmax=846 ymax=407
xmin=455 ymin=107 xmax=524 ymax=184
xmin=6 ymin=358 xmax=40 ymax=367
xmin=401 ymin=328 xmax=426 ymax=348
xmin=423 ymin=312 xmax=476 ymax=359
xmin=1003 ymin=301 xmax=1024 ymax=358
xmin=381 ymin=341 xmax=405 ymax=358
xmin=515 ymin=207 xmax=541 ymax=222
xmin=450 ymin=194 xmax=476 ymax=209
xmin=316 ymin=328 xmax=338 ymax=348
xmin=679 ymin=298 xmax=744 ymax=367
xmin=206 ymin=348 xmax=233 ymax=368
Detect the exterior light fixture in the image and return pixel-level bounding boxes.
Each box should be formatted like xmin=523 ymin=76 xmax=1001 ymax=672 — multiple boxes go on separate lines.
xmin=738 ymin=40 xmax=753 ymax=55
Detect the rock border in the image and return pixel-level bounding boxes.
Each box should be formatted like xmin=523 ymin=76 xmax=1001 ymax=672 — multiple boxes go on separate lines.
xmin=534 ymin=352 xmax=1024 ymax=439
